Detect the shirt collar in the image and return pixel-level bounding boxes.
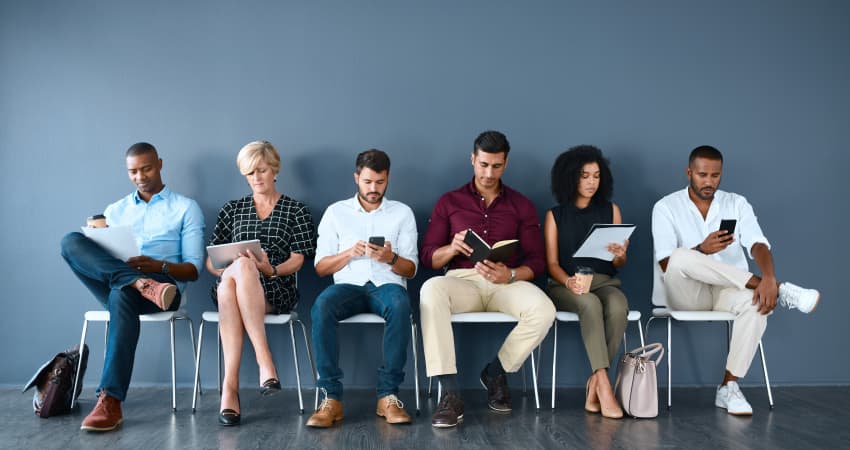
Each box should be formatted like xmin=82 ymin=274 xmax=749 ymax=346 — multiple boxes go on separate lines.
xmin=348 ymin=193 xmax=388 ymax=213
xmin=465 ymin=178 xmax=506 ymax=198
xmin=133 ymin=186 xmax=171 ymax=204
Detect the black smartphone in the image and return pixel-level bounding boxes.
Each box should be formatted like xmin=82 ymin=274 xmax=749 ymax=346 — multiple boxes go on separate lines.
xmin=719 ymin=219 xmax=737 ymax=236
xmin=368 ymin=236 xmax=385 ymax=247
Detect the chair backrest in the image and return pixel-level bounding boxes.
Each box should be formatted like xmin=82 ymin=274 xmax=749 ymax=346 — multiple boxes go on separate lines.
xmin=650 ymin=245 xmax=668 ymax=308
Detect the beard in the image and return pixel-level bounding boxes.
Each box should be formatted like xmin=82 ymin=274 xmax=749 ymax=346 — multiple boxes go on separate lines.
xmin=358 ymin=190 xmax=383 ymax=204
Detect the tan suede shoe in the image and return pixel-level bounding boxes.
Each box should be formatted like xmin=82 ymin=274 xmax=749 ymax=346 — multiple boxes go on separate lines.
xmin=80 ymin=392 xmax=123 ymax=432
xmin=376 ymin=394 xmax=412 ymax=424
xmin=306 ymin=398 xmax=344 ymax=428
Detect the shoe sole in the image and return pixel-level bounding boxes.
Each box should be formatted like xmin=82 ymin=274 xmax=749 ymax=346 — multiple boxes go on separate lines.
xmin=805 ymin=294 xmax=821 ymax=314
xmin=716 ymin=403 xmax=753 ymax=416
xmin=80 ymin=419 xmax=123 ymax=432
xmin=306 ymin=416 xmax=344 ymax=428
xmin=479 ymin=378 xmax=512 ymax=413
xmin=376 ymin=412 xmax=413 ymax=424
xmin=159 ymin=285 xmax=177 ymax=310
xmin=431 ymin=414 xmax=463 ymax=428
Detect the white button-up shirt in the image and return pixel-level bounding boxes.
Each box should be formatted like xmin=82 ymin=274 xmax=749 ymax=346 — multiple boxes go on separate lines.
xmin=315 ymin=195 xmax=418 ymax=287
xmin=652 ymin=187 xmax=770 ymax=271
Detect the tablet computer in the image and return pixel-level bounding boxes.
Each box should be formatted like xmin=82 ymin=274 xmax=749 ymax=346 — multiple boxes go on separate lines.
xmin=206 ymin=239 xmax=263 ymax=269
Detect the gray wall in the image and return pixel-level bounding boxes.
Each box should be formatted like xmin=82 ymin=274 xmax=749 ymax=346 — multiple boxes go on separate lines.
xmin=2 ymin=1 xmax=848 ymax=390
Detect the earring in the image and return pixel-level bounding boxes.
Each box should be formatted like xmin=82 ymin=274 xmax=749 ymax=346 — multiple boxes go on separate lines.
xmin=274 ymin=177 xmax=278 ymax=182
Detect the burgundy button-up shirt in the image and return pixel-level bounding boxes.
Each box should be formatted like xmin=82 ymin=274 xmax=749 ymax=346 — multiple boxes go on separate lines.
xmin=420 ymin=179 xmax=545 ymax=275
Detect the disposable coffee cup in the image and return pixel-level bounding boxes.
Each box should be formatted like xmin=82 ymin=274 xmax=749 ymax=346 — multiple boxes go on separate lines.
xmin=575 ymin=266 xmax=594 ymax=294
xmin=86 ymin=214 xmax=107 ymax=228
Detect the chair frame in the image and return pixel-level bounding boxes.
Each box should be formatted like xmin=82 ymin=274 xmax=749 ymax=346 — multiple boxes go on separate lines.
xmin=549 ymin=310 xmax=645 ymax=409
xmin=313 ymin=313 xmax=421 ymax=414
xmin=426 ymin=312 xmax=543 ymax=410
xmin=71 ymin=297 xmax=197 ymax=411
xmin=191 ymin=310 xmax=316 ymax=413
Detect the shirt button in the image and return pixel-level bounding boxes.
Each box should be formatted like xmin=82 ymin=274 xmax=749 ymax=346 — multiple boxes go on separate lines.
xmin=484 ymin=214 xmax=488 ymax=218
xmin=483 ymin=230 xmax=488 ymax=234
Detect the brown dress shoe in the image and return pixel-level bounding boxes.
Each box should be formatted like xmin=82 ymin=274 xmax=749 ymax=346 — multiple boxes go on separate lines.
xmin=431 ymin=392 xmax=464 ymax=428
xmin=136 ymin=278 xmax=177 ymax=310
xmin=306 ymin=397 xmax=344 ymax=428
xmin=80 ymin=392 xmax=123 ymax=432
xmin=376 ymin=395 xmax=412 ymax=424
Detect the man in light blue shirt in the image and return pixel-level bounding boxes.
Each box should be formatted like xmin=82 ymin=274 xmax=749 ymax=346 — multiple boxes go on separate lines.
xmin=60 ymin=142 xmax=204 ymax=432
xmin=307 ymin=149 xmax=418 ymax=428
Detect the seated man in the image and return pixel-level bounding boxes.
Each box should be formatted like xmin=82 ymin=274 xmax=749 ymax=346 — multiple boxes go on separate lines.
xmin=60 ymin=142 xmax=204 ymax=431
xmin=651 ymin=145 xmax=819 ymax=416
xmin=308 ymin=149 xmax=418 ymax=428
xmin=419 ymin=130 xmax=556 ymax=428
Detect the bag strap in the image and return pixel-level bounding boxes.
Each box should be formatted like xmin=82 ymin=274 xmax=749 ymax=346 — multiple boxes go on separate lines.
xmin=627 ymin=342 xmax=664 ymax=364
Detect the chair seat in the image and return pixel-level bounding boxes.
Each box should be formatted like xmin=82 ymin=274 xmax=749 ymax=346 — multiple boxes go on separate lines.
xmin=554 ymin=310 xmax=641 ymax=322
xmin=450 ymin=312 xmax=517 ymax=323
xmin=200 ymin=311 xmax=299 ymax=324
xmin=340 ymin=313 xmax=386 ymax=324
xmin=84 ymin=309 xmax=189 ymax=322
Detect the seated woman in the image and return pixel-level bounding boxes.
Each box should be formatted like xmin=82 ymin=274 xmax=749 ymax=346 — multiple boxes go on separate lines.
xmin=544 ymin=145 xmax=629 ymax=419
xmin=206 ymin=140 xmax=315 ymax=426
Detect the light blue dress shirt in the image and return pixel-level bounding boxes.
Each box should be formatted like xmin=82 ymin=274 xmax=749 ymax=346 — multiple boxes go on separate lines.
xmin=104 ymin=186 xmax=205 ymax=291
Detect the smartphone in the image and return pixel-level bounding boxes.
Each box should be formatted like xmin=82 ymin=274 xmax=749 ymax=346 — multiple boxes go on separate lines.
xmin=719 ymin=219 xmax=737 ymax=236
xmin=368 ymin=236 xmax=385 ymax=247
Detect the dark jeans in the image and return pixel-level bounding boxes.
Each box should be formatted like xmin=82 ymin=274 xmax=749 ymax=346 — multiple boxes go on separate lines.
xmin=310 ymin=282 xmax=411 ymax=400
xmin=60 ymin=232 xmax=180 ymax=402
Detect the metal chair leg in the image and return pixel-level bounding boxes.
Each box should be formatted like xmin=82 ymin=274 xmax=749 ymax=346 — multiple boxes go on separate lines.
xmin=758 ymin=339 xmax=774 ymax=408
xmin=638 ymin=320 xmax=646 ymax=348
xmin=411 ymin=320 xmax=421 ymax=414
xmin=667 ymin=317 xmax=672 ymax=409
xmin=186 ymin=317 xmax=200 ymax=397
xmin=551 ymin=320 xmax=558 ymax=409
xmin=71 ymin=318 xmax=89 ymax=410
xmin=170 ymin=318 xmax=177 ymax=411
xmin=192 ymin=320 xmax=206 ymax=412
xmin=530 ymin=345 xmax=540 ymax=410
xmin=289 ymin=322 xmax=305 ymax=414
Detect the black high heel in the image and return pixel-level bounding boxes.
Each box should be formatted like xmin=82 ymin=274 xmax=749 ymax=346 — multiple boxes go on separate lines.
xmin=219 ymin=393 xmax=241 ymax=426
xmin=260 ymin=378 xmax=282 ymax=396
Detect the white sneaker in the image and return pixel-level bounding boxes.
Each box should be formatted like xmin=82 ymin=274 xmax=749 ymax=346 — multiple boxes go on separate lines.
xmin=778 ymin=282 xmax=820 ymax=314
xmin=715 ymin=381 xmax=753 ymax=416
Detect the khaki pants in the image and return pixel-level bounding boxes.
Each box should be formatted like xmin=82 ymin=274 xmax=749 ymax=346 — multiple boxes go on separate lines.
xmin=663 ymin=248 xmax=767 ymax=377
xmin=419 ymin=269 xmax=556 ymax=377
xmin=547 ymin=274 xmax=628 ymax=371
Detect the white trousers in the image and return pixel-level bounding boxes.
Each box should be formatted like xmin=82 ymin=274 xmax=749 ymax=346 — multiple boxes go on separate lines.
xmin=663 ymin=248 xmax=768 ymax=377
xmin=419 ymin=269 xmax=556 ymax=377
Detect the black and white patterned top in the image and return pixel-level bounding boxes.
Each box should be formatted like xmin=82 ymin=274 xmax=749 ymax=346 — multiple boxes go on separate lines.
xmin=209 ymin=194 xmax=316 ymax=314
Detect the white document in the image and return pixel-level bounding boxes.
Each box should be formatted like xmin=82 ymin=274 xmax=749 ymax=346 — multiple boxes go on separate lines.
xmin=572 ymin=224 xmax=636 ymax=261
xmin=81 ymin=226 xmax=139 ymax=261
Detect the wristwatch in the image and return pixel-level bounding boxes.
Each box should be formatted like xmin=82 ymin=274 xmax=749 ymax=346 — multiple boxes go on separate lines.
xmin=161 ymin=261 xmax=169 ymax=275
xmin=266 ymin=265 xmax=279 ymax=279
xmin=509 ymin=269 xmax=517 ymax=284
xmin=388 ymin=252 xmax=399 ymax=266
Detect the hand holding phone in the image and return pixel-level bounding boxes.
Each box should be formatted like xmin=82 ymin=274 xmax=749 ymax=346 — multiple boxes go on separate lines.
xmin=719 ymin=219 xmax=737 ymax=237
xmin=368 ymin=236 xmax=385 ymax=247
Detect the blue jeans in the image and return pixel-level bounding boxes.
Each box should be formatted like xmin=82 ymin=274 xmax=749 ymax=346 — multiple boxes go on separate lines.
xmin=60 ymin=232 xmax=181 ymax=402
xmin=311 ymin=282 xmax=411 ymax=400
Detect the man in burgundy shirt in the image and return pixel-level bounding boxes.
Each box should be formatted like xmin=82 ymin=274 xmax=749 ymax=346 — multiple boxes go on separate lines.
xmin=419 ymin=130 xmax=555 ymax=428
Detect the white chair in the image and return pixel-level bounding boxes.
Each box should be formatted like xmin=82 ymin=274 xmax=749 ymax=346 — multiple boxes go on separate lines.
xmin=427 ymin=312 xmax=544 ymax=410
xmin=549 ymin=310 xmax=645 ymax=409
xmin=313 ymin=313 xmax=421 ymax=414
xmin=191 ymin=310 xmax=315 ymax=413
xmin=71 ymin=293 xmax=197 ymax=411
xmin=644 ymin=259 xmax=774 ymax=409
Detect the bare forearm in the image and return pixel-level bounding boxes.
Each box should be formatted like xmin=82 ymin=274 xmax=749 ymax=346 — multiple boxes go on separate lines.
xmin=390 ymin=256 xmax=416 ymax=279
xmin=276 ymin=253 xmax=305 ymax=277
xmin=751 ymin=243 xmax=775 ymax=280
xmin=315 ymin=253 xmax=353 ymax=277
xmin=429 ymin=244 xmax=457 ymax=270
xmin=166 ymin=262 xmax=198 ymax=281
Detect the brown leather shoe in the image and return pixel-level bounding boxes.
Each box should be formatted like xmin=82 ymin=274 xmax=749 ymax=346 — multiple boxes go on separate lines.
xmin=136 ymin=278 xmax=177 ymax=310
xmin=376 ymin=394 xmax=412 ymax=424
xmin=431 ymin=391 xmax=464 ymax=428
xmin=80 ymin=392 xmax=123 ymax=432
xmin=306 ymin=397 xmax=344 ymax=428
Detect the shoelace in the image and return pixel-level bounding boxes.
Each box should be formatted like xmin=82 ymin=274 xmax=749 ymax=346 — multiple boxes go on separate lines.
xmin=727 ymin=384 xmax=746 ymax=402
xmin=437 ymin=394 xmax=457 ymax=412
xmin=317 ymin=388 xmax=333 ymax=411
xmin=385 ymin=395 xmax=404 ymax=409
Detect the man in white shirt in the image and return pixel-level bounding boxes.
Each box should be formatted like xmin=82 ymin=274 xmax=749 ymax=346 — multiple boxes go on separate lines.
xmin=307 ymin=149 xmax=418 ymax=428
xmin=652 ymin=145 xmax=820 ymax=416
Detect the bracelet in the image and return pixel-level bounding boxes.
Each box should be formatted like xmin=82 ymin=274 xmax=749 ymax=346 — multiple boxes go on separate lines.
xmin=694 ymin=244 xmax=705 ymax=254
xmin=266 ymin=265 xmax=279 ymax=279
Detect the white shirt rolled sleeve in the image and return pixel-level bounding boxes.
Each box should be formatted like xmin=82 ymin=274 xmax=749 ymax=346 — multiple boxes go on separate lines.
xmin=314 ymin=195 xmax=418 ymax=288
xmin=651 ymin=187 xmax=770 ymax=271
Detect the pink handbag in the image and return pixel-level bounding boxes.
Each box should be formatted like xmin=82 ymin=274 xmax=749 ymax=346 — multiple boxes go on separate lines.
xmin=614 ymin=343 xmax=665 ymax=418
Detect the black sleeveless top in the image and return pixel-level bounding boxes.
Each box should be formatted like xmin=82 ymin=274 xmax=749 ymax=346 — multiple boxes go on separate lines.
xmin=550 ymin=201 xmax=616 ymax=277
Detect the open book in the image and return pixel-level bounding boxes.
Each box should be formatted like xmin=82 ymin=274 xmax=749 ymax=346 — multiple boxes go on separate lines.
xmin=463 ymin=229 xmax=519 ymax=264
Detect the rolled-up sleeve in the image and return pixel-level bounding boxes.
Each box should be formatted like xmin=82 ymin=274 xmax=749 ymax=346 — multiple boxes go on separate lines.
xmin=736 ymin=198 xmax=770 ymax=259
xmin=516 ymin=198 xmax=545 ymax=276
xmin=396 ymin=205 xmax=419 ymax=276
xmin=314 ymin=205 xmax=338 ymax=266
xmin=180 ymin=199 xmax=205 ymax=272
xmin=420 ymin=196 xmax=451 ymax=269
xmin=651 ymin=201 xmax=678 ymax=263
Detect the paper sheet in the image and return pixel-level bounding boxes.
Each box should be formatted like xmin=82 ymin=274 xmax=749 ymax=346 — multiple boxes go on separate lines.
xmin=572 ymin=224 xmax=636 ymax=261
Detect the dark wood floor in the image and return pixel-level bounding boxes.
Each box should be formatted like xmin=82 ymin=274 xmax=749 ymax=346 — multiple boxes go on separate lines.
xmin=4 ymin=385 xmax=849 ymax=449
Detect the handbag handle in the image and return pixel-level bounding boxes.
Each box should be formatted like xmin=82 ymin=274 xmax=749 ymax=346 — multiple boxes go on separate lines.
xmin=626 ymin=342 xmax=664 ymax=364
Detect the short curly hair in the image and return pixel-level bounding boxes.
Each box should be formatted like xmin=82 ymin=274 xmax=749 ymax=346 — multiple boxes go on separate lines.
xmin=550 ymin=145 xmax=613 ymax=206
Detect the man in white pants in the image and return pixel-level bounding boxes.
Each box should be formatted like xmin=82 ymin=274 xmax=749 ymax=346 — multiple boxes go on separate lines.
xmin=651 ymin=145 xmax=820 ymax=416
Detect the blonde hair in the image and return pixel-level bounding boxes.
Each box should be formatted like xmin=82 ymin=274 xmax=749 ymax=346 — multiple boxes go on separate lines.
xmin=236 ymin=140 xmax=281 ymax=175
